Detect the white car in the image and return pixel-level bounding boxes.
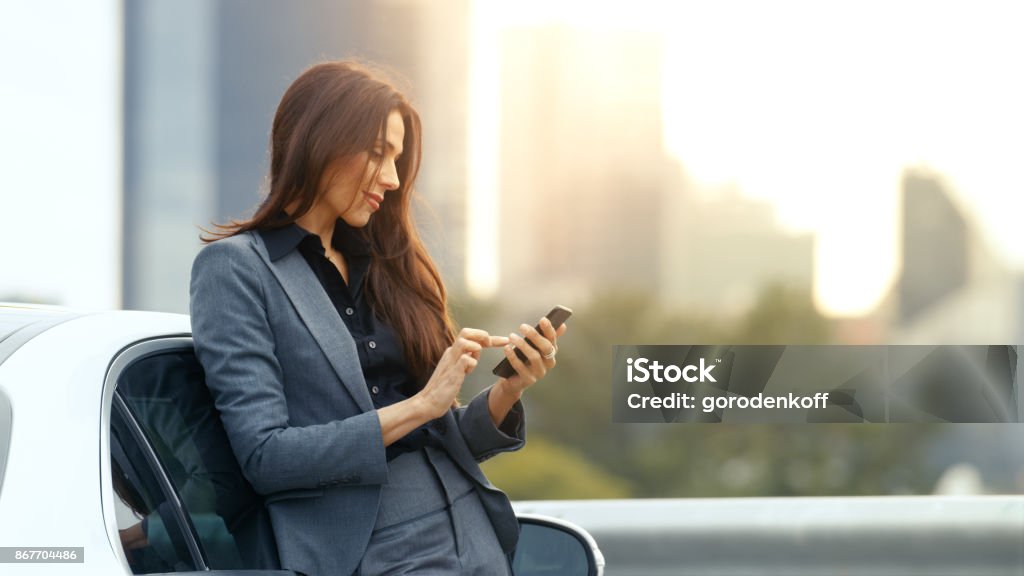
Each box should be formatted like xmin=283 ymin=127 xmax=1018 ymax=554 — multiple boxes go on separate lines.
xmin=0 ymin=303 xmax=604 ymax=575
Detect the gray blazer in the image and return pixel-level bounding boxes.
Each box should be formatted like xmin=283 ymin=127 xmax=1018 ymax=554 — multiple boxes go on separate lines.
xmin=189 ymin=231 xmax=526 ymax=576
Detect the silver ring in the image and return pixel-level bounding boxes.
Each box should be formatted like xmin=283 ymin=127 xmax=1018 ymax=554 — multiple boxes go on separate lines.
xmin=543 ymin=344 xmax=558 ymax=360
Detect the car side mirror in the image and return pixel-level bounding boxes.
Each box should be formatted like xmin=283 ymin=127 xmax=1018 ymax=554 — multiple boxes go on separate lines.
xmin=512 ymin=514 xmax=605 ymax=576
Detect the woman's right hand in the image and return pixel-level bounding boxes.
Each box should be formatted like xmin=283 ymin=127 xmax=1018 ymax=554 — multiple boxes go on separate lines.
xmin=415 ymin=328 xmax=509 ymax=420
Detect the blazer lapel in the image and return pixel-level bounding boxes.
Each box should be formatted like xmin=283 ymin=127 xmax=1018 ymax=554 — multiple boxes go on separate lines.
xmin=246 ymin=232 xmax=375 ymax=413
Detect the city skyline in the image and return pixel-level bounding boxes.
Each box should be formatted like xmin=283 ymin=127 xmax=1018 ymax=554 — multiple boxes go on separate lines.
xmin=3 ymin=0 xmax=1022 ymax=326
xmin=468 ymin=0 xmax=1024 ymax=316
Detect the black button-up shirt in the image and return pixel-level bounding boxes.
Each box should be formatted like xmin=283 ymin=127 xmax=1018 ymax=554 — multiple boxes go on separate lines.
xmin=259 ymin=217 xmax=444 ymax=461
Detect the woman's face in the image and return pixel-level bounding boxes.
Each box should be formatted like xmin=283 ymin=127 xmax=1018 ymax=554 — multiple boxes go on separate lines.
xmin=321 ymin=109 xmax=405 ymax=228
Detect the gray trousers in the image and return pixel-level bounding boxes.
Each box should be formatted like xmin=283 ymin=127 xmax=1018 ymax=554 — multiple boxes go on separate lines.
xmin=356 ymin=445 xmax=514 ymax=575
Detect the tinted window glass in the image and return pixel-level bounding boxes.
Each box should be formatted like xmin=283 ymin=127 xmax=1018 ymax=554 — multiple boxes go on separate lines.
xmin=513 ymin=521 xmax=591 ymax=576
xmin=111 ymin=405 xmax=198 ymax=573
xmin=116 ymin=350 xmax=279 ymax=570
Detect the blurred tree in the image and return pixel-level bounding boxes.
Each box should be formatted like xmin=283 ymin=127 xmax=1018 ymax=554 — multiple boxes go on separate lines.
xmin=482 ymin=434 xmax=632 ymax=500
xmin=732 ymin=283 xmax=832 ymax=344
xmin=453 ymin=284 xmax=942 ymax=499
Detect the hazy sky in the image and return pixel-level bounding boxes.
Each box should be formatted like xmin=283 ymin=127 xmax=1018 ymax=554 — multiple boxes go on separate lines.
xmin=470 ymin=0 xmax=1024 ymax=316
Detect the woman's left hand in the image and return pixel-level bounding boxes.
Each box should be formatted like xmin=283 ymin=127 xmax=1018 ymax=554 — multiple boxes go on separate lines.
xmin=498 ymin=317 xmax=568 ymax=395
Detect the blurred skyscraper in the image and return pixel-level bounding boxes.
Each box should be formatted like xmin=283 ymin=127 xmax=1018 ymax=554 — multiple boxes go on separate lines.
xmin=497 ymin=26 xmax=674 ymax=312
xmin=659 ymin=181 xmax=814 ymax=315
xmin=123 ymin=0 xmax=470 ymax=312
xmin=494 ymin=25 xmax=816 ymax=318
xmin=893 ymin=169 xmax=1024 ymax=342
xmin=898 ymin=170 xmax=968 ymax=325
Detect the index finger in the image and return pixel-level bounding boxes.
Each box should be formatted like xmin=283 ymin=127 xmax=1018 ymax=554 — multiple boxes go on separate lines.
xmin=458 ymin=327 xmax=509 ymax=348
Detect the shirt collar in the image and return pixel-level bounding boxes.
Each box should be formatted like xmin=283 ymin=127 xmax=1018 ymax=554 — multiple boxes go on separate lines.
xmin=333 ymin=217 xmax=372 ymax=258
xmin=259 ymin=213 xmax=371 ymax=262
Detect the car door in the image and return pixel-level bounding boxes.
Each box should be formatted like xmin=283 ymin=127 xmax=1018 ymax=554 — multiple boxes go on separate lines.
xmin=105 ymin=336 xmax=603 ymax=576
xmin=107 ymin=337 xmax=292 ymax=575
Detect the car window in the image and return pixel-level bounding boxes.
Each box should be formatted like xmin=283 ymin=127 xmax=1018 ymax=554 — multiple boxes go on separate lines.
xmin=115 ymin=350 xmax=279 ymax=570
xmin=110 ymin=404 xmax=199 ymax=573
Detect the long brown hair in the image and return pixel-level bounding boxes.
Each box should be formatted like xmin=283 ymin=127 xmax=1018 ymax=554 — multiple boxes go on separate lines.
xmin=202 ymin=60 xmax=455 ymax=386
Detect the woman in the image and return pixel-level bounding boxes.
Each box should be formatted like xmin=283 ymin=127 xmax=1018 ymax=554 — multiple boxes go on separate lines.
xmin=189 ymin=60 xmax=565 ymax=576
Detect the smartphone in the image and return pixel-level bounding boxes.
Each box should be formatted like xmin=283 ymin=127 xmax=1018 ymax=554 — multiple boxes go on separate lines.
xmin=492 ymin=305 xmax=573 ymax=378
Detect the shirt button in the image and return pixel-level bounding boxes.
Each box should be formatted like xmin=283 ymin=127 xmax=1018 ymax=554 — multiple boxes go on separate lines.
xmin=368 ymin=340 xmax=377 ymax=349
xmin=371 ymin=386 xmax=380 ymax=394
xmin=345 ymin=307 xmax=354 ymax=316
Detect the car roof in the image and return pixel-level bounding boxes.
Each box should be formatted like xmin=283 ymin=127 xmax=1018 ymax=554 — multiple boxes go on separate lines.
xmin=0 ymin=302 xmax=89 ymax=366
